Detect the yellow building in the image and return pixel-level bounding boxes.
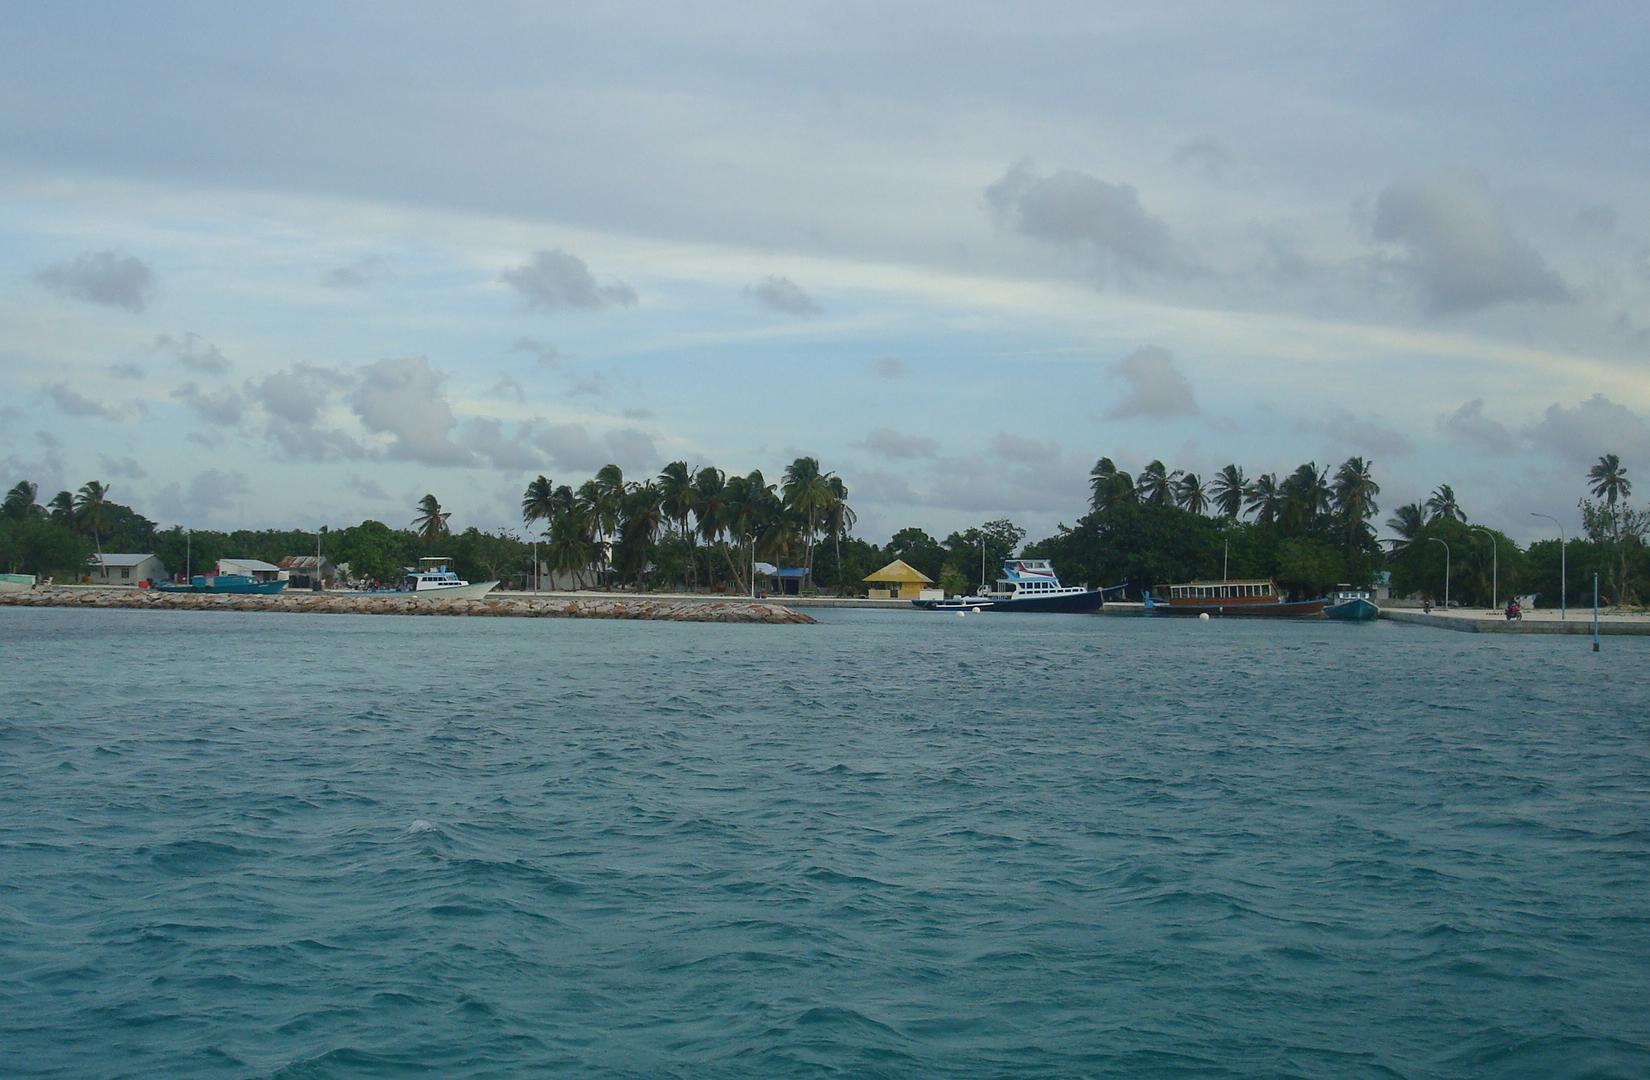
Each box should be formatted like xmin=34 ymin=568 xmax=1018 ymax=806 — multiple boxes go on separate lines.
xmin=863 ymin=559 xmax=935 ymax=600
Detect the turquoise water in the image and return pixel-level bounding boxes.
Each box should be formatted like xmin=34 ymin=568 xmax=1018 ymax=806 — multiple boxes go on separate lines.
xmin=2 ymin=607 xmax=1647 ymax=1078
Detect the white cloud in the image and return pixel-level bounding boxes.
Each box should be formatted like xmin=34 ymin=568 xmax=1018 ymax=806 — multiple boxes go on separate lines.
xmin=46 ymin=383 xmax=140 ymax=420
xmin=1172 ymin=135 xmax=1230 ymax=181
xmin=1438 ymin=398 xmax=1517 ymax=452
xmin=155 ymin=332 xmax=231 ymax=373
xmin=986 ymin=159 xmax=1179 ymax=279
xmin=172 ymin=381 xmax=247 ymax=427
xmin=1527 ymin=394 xmax=1650 ymax=468
xmin=1105 ymin=345 xmax=1198 ymax=419
xmin=1370 ymin=172 xmax=1571 ymax=314
xmin=347 ymin=356 xmax=475 ymax=467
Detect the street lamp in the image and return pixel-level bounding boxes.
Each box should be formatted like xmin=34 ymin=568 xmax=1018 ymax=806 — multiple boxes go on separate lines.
xmin=1529 ymin=512 xmax=1566 ymax=620
xmin=184 ymin=527 xmax=191 ymax=583
xmin=1427 ymin=536 xmax=1450 ymax=611
xmin=1467 ymin=527 xmax=1497 ymax=611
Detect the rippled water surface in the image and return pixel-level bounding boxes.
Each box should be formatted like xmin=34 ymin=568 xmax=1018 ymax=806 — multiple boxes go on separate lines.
xmin=3 ymin=606 xmax=1647 ymax=1078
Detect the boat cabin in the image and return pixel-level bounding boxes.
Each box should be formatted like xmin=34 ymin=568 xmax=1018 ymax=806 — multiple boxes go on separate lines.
xmin=1160 ymin=579 xmax=1279 ymax=604
xmin=401 ymin=557 xmax=468 ymax=592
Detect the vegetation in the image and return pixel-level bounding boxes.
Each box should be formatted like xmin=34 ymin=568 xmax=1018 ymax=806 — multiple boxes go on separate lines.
xmin=3 ymin=451 xmax=1644 ymax=609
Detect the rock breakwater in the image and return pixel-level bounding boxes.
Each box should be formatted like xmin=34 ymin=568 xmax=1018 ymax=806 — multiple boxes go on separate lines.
xmin=0 ymin=587 xmax=815 ymax=624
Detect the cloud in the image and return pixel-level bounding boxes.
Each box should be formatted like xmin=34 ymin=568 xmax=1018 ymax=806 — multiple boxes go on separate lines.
xmin=461 ymin=417 xmax=544 ymax=471
xmin=1172 ymin=135 xmax=1230 ymax=181
xmin=1575 ymin=206 xmax=1616 ymax=234
xmin=1105 ymin=345 xmax=1198 ymax=419
xmin=511 ymin=336 xmax=565 ymax=367
xmin=872 ymin=356 xmax=907 ymax=379
xmin=857 ymin=428 xmax=938 ymax=460
xmin=604 ymin=428 xmax=658 ymax=470
xmin=46 ymin=383 xmax=135 ymax=420
xmin=345 ymin=475 xmax=389 ymax=501
xmin=155 ymin=332 xmax=231 ymax=373
xmin=1438 ymin=398 xmax=1517 ymax=452
xmin=154 ymin=468 xmax=246 ymax=527
xmin=322 ymin=255 xmax=388 ymax=288
xmin=500 ymin=249 xmax=637 ymax=311
xmin=534 ymin=423 xmax=607 ymax=472
xmin=1526 ymin=394 xmax=1650 ymax=468
xmin=34 ymin=250 xmax=155 ymax=312
xmin=1303 ymin=410 xmax=1416 ymax=458
xmin=986 ymin=159 xmax=1178 ymax=278
xmin=990 ymin=432 xmax=1064 ymax=466
xmin=348 ymin=356 xmax=476 ymax=466
xmin=490 ymin=376 xmax=525 ymax=402
xmin=250 ymin=364 xmax=365 ymax=461
xmin=97 ymin=454 xmax=147 ymax=479
xmin=108 ymin=362 xmax=146 ymax=379
xmin=1370 ymin=172 xmax=1571 ymax=314
xmin=171 ymin=381 xmax=247 ymax=426
xmin=746 ymin=275 xmax=822 ymax=316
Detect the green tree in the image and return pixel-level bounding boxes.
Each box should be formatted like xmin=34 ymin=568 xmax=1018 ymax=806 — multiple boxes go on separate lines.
xmin=521 ymin=475 xmax=555 ymax=530
xmin=1175 ymin=472 xmax=1208 ymax=515
xmin=1245 ymin=473 xmax=1282 ymax=526
xmin=1210 ymin=464 xmax=1246 ymax=519
xmin=887 ymin=526 xmax=946 ymax=582
xmin=3 ymin=481 xmax=42 ymax=519
xmin=73 ymin=480 xmax=112 ymax=560
xmin=1137 ymin=460 xmax=1179 ymax=506
xmin=412 ymin=494 xmax=451 ymax=545
xmin=1426 ymin=483 xmax=1465 ymax=523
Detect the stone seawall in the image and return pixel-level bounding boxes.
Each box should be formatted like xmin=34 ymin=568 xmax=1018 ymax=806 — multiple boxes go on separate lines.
xmin=0 ymin=588 xmax=815 ymax=624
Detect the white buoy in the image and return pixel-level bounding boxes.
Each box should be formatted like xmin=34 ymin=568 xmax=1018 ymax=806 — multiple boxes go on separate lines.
xmin=1199 ymin=612 xmax=1211 ymax=621
xmin=956 ymin=610 xmax=966 ymax=617
xmin=972 ymin=606 xmax=982 ymax=613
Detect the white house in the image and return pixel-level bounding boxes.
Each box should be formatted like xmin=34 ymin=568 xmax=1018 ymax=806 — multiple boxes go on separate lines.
xmin=89 ymin=553 xmax=168 ymax=585
xmin=217 ymin=558 xmax=282 ymax=582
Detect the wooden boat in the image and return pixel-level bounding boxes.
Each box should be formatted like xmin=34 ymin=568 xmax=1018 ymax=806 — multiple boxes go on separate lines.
xmin=0 ymin=573 xmax=36 ymax=592
xmin=1324 ymin=586 xmax=1379 ymax=621
xmin=1142 ymin=579 xmax=1326 ymax=617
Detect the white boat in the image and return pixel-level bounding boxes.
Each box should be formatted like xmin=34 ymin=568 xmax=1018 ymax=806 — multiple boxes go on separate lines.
xmin=395 ymin=558 xmax=498 ymax=600
xmin=912 ymin=559 xmax=1112 ymax=613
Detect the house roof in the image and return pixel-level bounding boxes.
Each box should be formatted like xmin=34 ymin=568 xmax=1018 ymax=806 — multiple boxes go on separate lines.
xmin=278 ymin=555 xmax=332 ymax=570
xmin=93 ymin=553 xmax=158 ymax=567
xmin=863 ymin=558 xmax=934 ymax=585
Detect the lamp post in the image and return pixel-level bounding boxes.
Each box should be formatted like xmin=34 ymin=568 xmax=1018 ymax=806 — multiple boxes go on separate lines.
xmin=1529 ymin=512 xmax=1566 ymax=620
xmin=316 ymin=527 xmax=323 ymax=592
xmin=1427 ymin=536 xmax=1450 ymax=611
xmin=184 ymin=527 xmax=191 ymax=583
xmin=1467 ymin=527 xmax=1497 ymax=611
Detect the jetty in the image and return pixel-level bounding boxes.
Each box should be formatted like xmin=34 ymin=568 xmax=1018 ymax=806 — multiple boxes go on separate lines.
xmin=0 ymin=586 xmax=815 ymax=624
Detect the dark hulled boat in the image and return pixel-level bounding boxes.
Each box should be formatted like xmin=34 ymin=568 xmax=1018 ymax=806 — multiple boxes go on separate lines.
xmin=1142 ymin=579 xmax=1326 ymax=617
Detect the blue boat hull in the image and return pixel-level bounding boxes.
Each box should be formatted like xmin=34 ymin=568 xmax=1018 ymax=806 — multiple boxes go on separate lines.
xmin=1324 ymin=598 xmax=1379 ymax=621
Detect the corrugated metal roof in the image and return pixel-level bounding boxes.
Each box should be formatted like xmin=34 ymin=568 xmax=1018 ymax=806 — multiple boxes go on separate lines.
xmin=863 ymin=559 xmax=934 ymax=584
xmin=219 ymin=558 xmax=280 ymax=572
xmin=93 ymin=553 xmax=159 ymax=567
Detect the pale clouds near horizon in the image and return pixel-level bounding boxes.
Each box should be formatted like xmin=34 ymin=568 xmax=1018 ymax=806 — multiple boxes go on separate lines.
xmin=1 ymin=3 xmax=1647 ymax=542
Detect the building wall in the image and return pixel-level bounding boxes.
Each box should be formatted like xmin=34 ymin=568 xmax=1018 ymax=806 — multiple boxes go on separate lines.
xmin=91 ymin=556 xmax=167 ymax=584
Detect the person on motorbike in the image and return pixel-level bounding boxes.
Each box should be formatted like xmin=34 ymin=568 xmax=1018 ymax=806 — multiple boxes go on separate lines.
xmin=1506 ymin=599 xmax=1522 ymax=621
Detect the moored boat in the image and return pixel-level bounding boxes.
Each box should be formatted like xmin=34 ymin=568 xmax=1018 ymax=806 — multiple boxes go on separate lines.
xmin=1142 ymin=579 xmax=1326 ymax=617
xmin=1324 ymin=586 xmax=1379 ymax=621
xmin=0 ymin=572 xmax=37 ymax=592
xmin=912 ymin=559 xmax=1109 ymax=613
xmin=155 ymin=573 xmax=287 ymax=595
xmin=380 ymin=557 xmax=498 ymax=600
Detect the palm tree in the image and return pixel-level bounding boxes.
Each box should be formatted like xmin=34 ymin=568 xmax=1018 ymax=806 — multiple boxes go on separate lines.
xmin=47 ymin=491 xmax=75 ymax=525
xmin=1137 ymin=460 xmax=1180 ymax=506
xmin=657 ymin=461 xmax=698 ymax=589
xmin=1210 ymin=464 xmax=1246 ymax=519
xmin=613 ymin=481 xmax=664 ymax=588
xmin=693 ymin=467 xmax=727 ymax=547
xmin=73 ymin=481 xmax=111 ymax=560
xmin=521 ymin=474 xmax=555 ymax=529
xmin=1385 ymin=502 xmax=1425 ymax=553
xmin=1426 ymin=484 xmax=1465 ymax=523
xmin=1088 ymin=458 xmax=1135 ymax=513
xmin=1175 ymin=472 xmax=1208 ymax=515
xmin=1279 ymin=462 xmax=1329 ymax=533
xmin=1331 ymin=456 xmax=1381 ymax=548
xmin=781 ymin=456 xmax=834 ymax=582
xmin=3 ymin=481 xmax=41 ymax=519
xmin=411 ymin=494 xmax=451 ymax=544
xmin=1245 ymin=473 xmax=1282 ymax=526
xmin=1588 ymin=453 xmax=1631 ymax=506
xmin=545 ymin=506 xmax=594 ymax=589
xmin=821 ymin=475 xmax=855 ymax=589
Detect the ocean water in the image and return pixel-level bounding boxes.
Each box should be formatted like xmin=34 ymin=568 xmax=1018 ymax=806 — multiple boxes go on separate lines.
xmin=2 ymin=606 xmax=1646 ymax=1079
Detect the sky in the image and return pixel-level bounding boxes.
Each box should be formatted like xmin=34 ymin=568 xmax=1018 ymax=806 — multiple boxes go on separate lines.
xmin=2 ymin=2 xmax=1647 ymax=546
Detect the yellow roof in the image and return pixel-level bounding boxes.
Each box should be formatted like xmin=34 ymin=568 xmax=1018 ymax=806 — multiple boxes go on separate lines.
xmin=863 ymin=558 xmax=934 ymax=584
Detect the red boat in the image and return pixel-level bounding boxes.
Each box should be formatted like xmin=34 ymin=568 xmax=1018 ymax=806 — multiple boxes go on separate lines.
xmin=1142 ymin=578 xmax=1327 ymax=617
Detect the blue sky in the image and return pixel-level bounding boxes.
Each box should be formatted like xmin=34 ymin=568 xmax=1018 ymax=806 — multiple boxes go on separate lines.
xmin=3 ymin=2 xmax=1647 ymax=544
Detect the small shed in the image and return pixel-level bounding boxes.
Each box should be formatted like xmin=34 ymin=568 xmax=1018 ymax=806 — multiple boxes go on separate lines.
xmin=278 ymin=555 xmax=338 ymax=588
xmin=218 ymin=558 xmax=282 ymax=583
xmin=863 ymin=559 xmax=935 ymax=600
xmin=89 ymin=553 xmax=168 ymax=586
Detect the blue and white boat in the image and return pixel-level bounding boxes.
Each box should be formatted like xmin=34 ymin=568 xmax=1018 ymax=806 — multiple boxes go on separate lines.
xmin=1324 ymin=586 xmax=1379 ymax=621
xmin=390 ymin=558 xmax=498 ymax=600
xmin=913 ymin=559 xmax=1109 ymax=613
